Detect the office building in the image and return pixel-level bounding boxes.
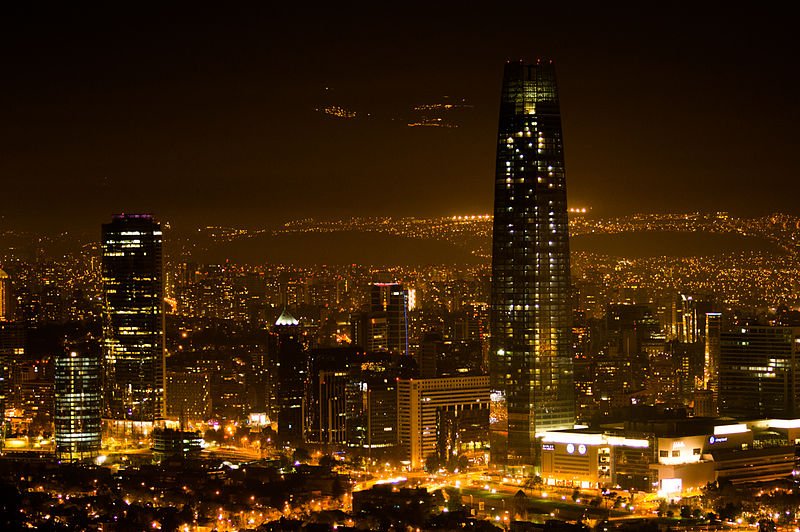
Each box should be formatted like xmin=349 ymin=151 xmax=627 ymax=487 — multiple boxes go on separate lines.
xmin=0 ymin=268 xmax=11 ymax=321
xmin=273 ymin=308 xmax=306 ymax=444
xmin=55 ymin=345 xmax=102 ymax=461
xmin=304 ymin=347 xmax=359 ymax=445
xmin=101 ymin=214 xmax=165 ymax=431
xmin=370 ymin=283 xmax=409 ymax=356
xmin=0 ymin=321 xmax=24 ymax=430
xmin=702 ymin=312 xmax=722 ymax=415
xmin=418 ymin=332 xmax=444 ymax=378
xmin=489 ymin=60 xmax=574 ymax=469
xmin=11 ymin=357 xmax=53 ymax=433
xmin=346 ymin=352 xmax=413 ymax=451
xmin=166 ymin=370 xmax=212 ymax=424
xmin=152 ymin=427 xmax=203 ymax=462
xmin=719 ymin=326 xmax=800 ymax=419
xmin=351 ymin=312 xmax=389 ymax=353
xmin=397 ymin=375 xmax=490 ymax=469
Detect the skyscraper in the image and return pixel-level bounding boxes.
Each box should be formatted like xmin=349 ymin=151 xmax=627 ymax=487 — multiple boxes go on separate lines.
xmin=273 ymin=308 xmax=306 ymax=444
xmin=0 ymin=321 xmax=24 ymax=433
xmin=350 ymin=282 xmax=409 ymax=356
xmin=701 ymin=312 xmax=722 ymax=415
xmin=55 ymin=344 xmax=102 ymax=461
xmin=370 ymin=283 xmax=409 ymax=356
xmin=0 ymin=268 xmax=11 ymax=321
xmin=101 ymin=214 xmax=165 ymax=432
xmin=719 ymin=325 xmax=800 ymax=419
xmin=490 ymin=60 xmax=574 ymax=470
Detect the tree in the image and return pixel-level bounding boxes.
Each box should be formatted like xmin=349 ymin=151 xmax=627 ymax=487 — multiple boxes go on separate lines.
xmin=203 ymin=428 xmax=224 ymax=444
xmin=512 ymin=490 xmax=528 ymax=520
xmin=602 ymin=491 xmax=618 ymax=510
xmin=293 ymin=447 xmax=311 ymax=463
xmin=319 ymin=454 xmax=336 ymax=470
xmin=331 ymin=475 xmax=347 ymax=500
xmin=425 ymin=454 xmax=441 ymax=472
xmin=445 ymin=487 xmax=462 ymax=512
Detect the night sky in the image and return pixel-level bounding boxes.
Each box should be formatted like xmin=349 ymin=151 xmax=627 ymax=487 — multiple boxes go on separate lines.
xmin=1 ymin=5 xmax=797 ymax=232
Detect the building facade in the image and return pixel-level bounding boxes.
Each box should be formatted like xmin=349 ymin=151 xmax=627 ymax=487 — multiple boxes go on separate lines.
xmin=719 ymin=326 xmax=800 ymax=419
xmin=370 ymin=283 xmax=409 ymax=356
xmin=345 ymin=352 xmax=413 ymax=452
xmin=489 ymin=60 xmax=574 ymax=469
xmin=397 ymin=375 xmax=490 ymax=469
xmin=0 ymin=268 xmax=11 ymax=321
xmin=101 ymin=214 xmax=165 ymax=430
xmin=541 ymin=419 xmax=800 ymax=494
xmin=274 ymin=308 xmax=306 ymax=445
xmin=166 ymin=370 xmax=212 ymax=423
xmin=304 ymin=347 xmax=360 ymax=445
xmin=55 ymin=346 xmax=102 ymax=461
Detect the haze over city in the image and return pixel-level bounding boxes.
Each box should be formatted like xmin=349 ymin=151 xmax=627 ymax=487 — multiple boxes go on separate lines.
xmin=1 ymin=5 xmax=798 ymax=232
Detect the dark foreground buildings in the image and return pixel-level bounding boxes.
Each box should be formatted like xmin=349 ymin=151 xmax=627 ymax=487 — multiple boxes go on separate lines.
xmin=490 ymin=60 xmax=574 ymax=471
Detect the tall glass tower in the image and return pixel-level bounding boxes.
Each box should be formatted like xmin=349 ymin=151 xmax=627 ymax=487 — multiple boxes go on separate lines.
xmin=490 ymin=60 xmax=574 ymax=469
xmin=102 ymin=214 xmax=165 ymax=431
xmin=55 ymin=344 xmax=102 ymax=461
xmin=370 ymin=283 xmax=409 ymax=356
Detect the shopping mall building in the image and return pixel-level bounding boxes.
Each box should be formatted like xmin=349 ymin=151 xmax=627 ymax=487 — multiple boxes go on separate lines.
xmin=540 ymin=418 xmax=800 ymax=496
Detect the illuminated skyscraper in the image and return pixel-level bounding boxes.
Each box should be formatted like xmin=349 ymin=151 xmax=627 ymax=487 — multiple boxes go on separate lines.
xmin=490 ymin=60 xmax=574 ymax=469
xmin=702 ymin=312 xmax=722 ymax=415
xmin=0 ymin=268 xmax=11 ymax=321
xmin=719 ymin=326 xmax=800 ymax=419
xmin=0 ymin=321 xmax=24 ymax=431
xmin=101 ymin=214 xmax=165 ymax=430
xmin=273 ymin=308 xmax=306 ymax=444
xmin=55 ymin=344 xmax=102 ymax=461
xmin=370 ymin=283 xmax=409 ymax=356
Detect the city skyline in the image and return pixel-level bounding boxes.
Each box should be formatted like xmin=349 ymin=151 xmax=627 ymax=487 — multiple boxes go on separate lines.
xmin=3 ymin=7 xmax=800 ymax=530
xmin=1 ymin=6 xmax=798 ymax=233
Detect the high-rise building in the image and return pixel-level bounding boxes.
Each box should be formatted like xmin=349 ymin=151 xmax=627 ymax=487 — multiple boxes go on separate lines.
xmin=719 ymin=326 xmax=800 ymax=419
xmin=273 ymin=308 xmax=306 ymax=445
xmin=101 ymin=214 xmax=165 ymax=431
xmin=304 ymin=347 xmax=359 ymax=445
xmin=702 ymin=312 xmax=722 ymax=415
xmin=371 ymin=283 xmax=409 ymax=356
xmin=0 ymin=321 xmax=25 ymax=433
xmin=12 ymin=357 xmax=54 ymax=433
xmin=166 ymin=370 xmax=212 ymax=424
xmin=397 ymin=375 xmax=490 ymax=470
xmin=489 ymin=60 xmax=574 ymax=469
xmin=351 ymin=312 xmax=389 ymax=352
xmin=346 ymin=352 xmax=413 ymax=452
xmin=350 ymin=283 xmax=409 ymax=356
xmin=55 ymin=344 xmax=102 ymax=461
xmin=0 ymin=268 xmax=12 ymax=321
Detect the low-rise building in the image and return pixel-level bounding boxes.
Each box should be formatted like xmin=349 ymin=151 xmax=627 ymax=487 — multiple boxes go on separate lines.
xmin=541 ymin=418 xmax=800 ymax=495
